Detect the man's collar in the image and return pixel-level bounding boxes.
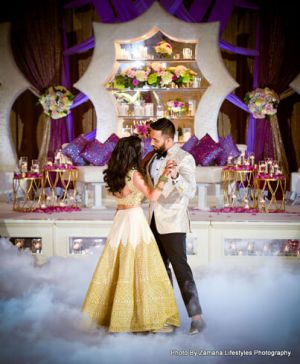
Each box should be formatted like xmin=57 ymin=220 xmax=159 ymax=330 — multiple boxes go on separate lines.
xmin=166 ymin=143 xmax=179 ymax=157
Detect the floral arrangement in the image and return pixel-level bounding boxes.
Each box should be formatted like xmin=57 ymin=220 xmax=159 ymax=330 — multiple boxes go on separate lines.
xmin=39 ymin=86 xmax=74 ymax=119
xmin=133 ymin=123 xmax=149 ymax=138
xmin=244 ymin=87 xmax=279 ymax=119
xmin=154 ymin=40 xmax=173 ymax=57
xmin=107 ymin=62 xmax=197 ymax=90
xmin=167 ymin=98 xmax=187 ymax=114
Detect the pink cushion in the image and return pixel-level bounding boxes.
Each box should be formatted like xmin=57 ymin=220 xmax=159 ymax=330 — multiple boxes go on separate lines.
xmin=190 ymin=134 xmax=223 ymax=166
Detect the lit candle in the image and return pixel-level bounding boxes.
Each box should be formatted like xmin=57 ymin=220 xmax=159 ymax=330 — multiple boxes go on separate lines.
xmin=249 ymin=155 xmax=255 ymax=166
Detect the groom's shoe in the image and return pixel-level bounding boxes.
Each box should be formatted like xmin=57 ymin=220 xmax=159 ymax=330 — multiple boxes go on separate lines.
xmin=189 ymin=319 xmax=206 ymax=335
xmin=152 ymin=324 xmax=174 ymax=334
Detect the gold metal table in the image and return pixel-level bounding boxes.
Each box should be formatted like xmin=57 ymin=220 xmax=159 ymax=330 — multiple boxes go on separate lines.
xmin=42 ymin=166 xmax=78 ymax=207
xmin=254 ymin=174 xmax=286 ymax=212
xmin=222 ymin=166 xmax=256 ymax=208
xmin=13 ymin=173 xmax=43 ymax=212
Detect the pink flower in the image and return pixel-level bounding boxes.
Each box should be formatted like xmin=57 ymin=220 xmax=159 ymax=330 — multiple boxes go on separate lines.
xmin=132 ymin=79 xmax=139 ymax=86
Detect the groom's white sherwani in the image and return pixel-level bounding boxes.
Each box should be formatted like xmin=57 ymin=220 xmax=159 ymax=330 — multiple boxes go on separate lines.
xmin=146 ymin=143 xmax=196 ymax=234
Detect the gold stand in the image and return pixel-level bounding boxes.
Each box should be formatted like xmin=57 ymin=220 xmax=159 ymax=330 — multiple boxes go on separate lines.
xmin=13 ymin=175 xmax=43 ymax=212
xmin=254 ymin=175 xmax=286 ymax=212
xmin=223 ymin=167 xmax=255 ymax=208
xmin=42 ymin=168 xmax=78 ymax=206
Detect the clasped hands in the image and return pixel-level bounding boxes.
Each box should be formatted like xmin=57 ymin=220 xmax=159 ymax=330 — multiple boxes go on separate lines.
xmin=163 ymin=160 xmax=178 ymax=179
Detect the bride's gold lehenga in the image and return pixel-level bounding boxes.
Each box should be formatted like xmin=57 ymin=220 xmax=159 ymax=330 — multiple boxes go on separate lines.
xmin=81 ymin=170 xmax=180 ymax=332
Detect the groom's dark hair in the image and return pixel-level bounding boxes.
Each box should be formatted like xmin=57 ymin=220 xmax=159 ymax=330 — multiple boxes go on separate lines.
xmin=150 ymin=118 xmax=175 ymax=139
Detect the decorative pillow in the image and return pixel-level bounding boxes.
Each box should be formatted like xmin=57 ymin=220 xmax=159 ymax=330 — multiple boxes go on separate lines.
xmin=181 ymin=135 xmax=198 ymax=153
xmin=62 ymin=134 xmax=88 ymax=166
xmin=190 ymin=133 xmax=223 ymax=166
xmin=81 ymin=134 xmax=119 ymax=166
xmin=142 ymin=137 xmax=153 ymax=159
xmin=216 ymin=135 xmax=240 ymax=166
xmin=102 ymin=133 xmax=119 ymax=163
xmin=106 ymin=133 xmax=119 ymax=145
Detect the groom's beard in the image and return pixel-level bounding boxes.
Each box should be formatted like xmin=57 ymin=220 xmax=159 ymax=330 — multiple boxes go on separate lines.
xmin=155 ymin=145 xmax=168 ymax=159
xmin=156 ymin=145 xmax=167 ymax=154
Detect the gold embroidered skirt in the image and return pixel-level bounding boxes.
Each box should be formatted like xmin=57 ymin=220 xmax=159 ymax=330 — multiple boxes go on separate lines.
xmin=81 ymin=207 xmax=180 ymax=332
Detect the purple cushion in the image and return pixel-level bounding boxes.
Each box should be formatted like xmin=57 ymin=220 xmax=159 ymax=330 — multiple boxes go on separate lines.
xmin=142 ymin=137 xmax=153 ymax=159
xmin=81 ymin=134 xmax=119 ymax=166
xmin=190 ymin=133 xmax=223 ymax=166
xmin=106 ymin=133 xmax=119 ymax=145
xmin=62 ymin=135 xmax=88 ymax=166
xmin=216 ymin=135 xmax=240 ymax=166
xmin=181 ymin=135 xmax=198 ymax=153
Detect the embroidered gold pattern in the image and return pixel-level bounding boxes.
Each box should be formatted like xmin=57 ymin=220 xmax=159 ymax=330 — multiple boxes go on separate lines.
xmin=81 ymin=239 xmax=180 ymax=332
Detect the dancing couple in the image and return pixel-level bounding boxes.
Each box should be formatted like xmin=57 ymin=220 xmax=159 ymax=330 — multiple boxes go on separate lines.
xmin=81 ymin=118 xmax=205 ymax=335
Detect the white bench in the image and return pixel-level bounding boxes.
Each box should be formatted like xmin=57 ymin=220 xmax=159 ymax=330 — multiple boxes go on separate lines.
xmin=77 ymin=166 xmax=106 ymax=209
xmin=195 ymin=166 xmax=223 ymax=210
xmin=290 ymin=171 xmax=300 ymax=205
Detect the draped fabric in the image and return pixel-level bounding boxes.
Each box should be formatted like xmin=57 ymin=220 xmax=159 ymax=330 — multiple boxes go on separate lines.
xmin=11 ymin=0 xmax=68 ymax=159
xmin=254 ymin=0 xmax=300 ymax=176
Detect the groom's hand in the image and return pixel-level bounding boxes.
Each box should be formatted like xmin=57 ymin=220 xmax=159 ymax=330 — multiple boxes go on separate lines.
xmin=168 ymin=160 xmax=178 ymax=179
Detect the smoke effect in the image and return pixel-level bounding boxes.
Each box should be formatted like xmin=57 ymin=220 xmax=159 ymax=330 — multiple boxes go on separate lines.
xmin=0 ymin=237 xmax=300 ymax=364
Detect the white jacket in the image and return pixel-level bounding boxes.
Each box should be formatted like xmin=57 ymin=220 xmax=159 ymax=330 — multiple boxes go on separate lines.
xmin=146 ymin=143 xmax=196 ymax=234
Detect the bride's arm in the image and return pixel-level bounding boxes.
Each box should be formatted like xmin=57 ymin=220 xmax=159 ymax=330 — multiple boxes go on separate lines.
xmin=132 ymin=164 xmax=173 ymax=201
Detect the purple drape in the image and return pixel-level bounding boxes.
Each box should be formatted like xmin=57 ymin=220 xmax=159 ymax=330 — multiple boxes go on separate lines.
xmin=246 ymin=114 xmax=256 ymax=154
xmin=207 ymin=0 xmax=235 ymax=34
xmin=246 ymin=12 xmax=261 ymax=155
xmin=63 ymin=37 xmax=95 ymax=55
xmin=226 ymin=93 xmax=249 ymax=113
xmin=254 ymin=118 xmax=274 ymax=161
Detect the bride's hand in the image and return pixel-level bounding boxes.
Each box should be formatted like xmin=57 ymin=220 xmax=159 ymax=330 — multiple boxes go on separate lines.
xmin=162 ymin=160 xmax=177 ymax=176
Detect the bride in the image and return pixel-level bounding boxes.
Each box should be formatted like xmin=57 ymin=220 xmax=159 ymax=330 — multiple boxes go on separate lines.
xmin=81 ymin=135 xmax=180 ymax=333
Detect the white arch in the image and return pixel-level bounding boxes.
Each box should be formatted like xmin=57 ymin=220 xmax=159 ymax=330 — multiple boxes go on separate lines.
xmin=0 ymin=22 xmax=31 ymax=171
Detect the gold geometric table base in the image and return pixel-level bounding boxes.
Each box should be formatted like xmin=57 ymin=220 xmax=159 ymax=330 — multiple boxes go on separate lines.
xmin=254 ymin=176 xmax=286 ymax=212
xmin=13 ymin=176 xmax=43 ymax=212
xmin=42 ymin=168 xmax=79 ymax=207
xmin=223 ymin=168 xmax=255 ymax=208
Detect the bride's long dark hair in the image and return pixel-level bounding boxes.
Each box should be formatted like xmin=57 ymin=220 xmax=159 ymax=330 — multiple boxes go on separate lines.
xmin=103 ymin=135 xmax=145 ymax=195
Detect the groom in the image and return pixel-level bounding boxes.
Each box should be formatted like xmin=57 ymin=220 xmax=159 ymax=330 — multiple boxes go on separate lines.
xmin=144 ymin=118 xmax=205 ymax=335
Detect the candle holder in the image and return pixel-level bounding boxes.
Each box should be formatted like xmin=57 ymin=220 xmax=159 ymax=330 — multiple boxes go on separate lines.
xmin=249 ymin=153 xmax=255 ymax=166
xmin=19 ymin=156 xmax=28 ymax=173
xmin=31 ymin=159 xmax=40 ymax=173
